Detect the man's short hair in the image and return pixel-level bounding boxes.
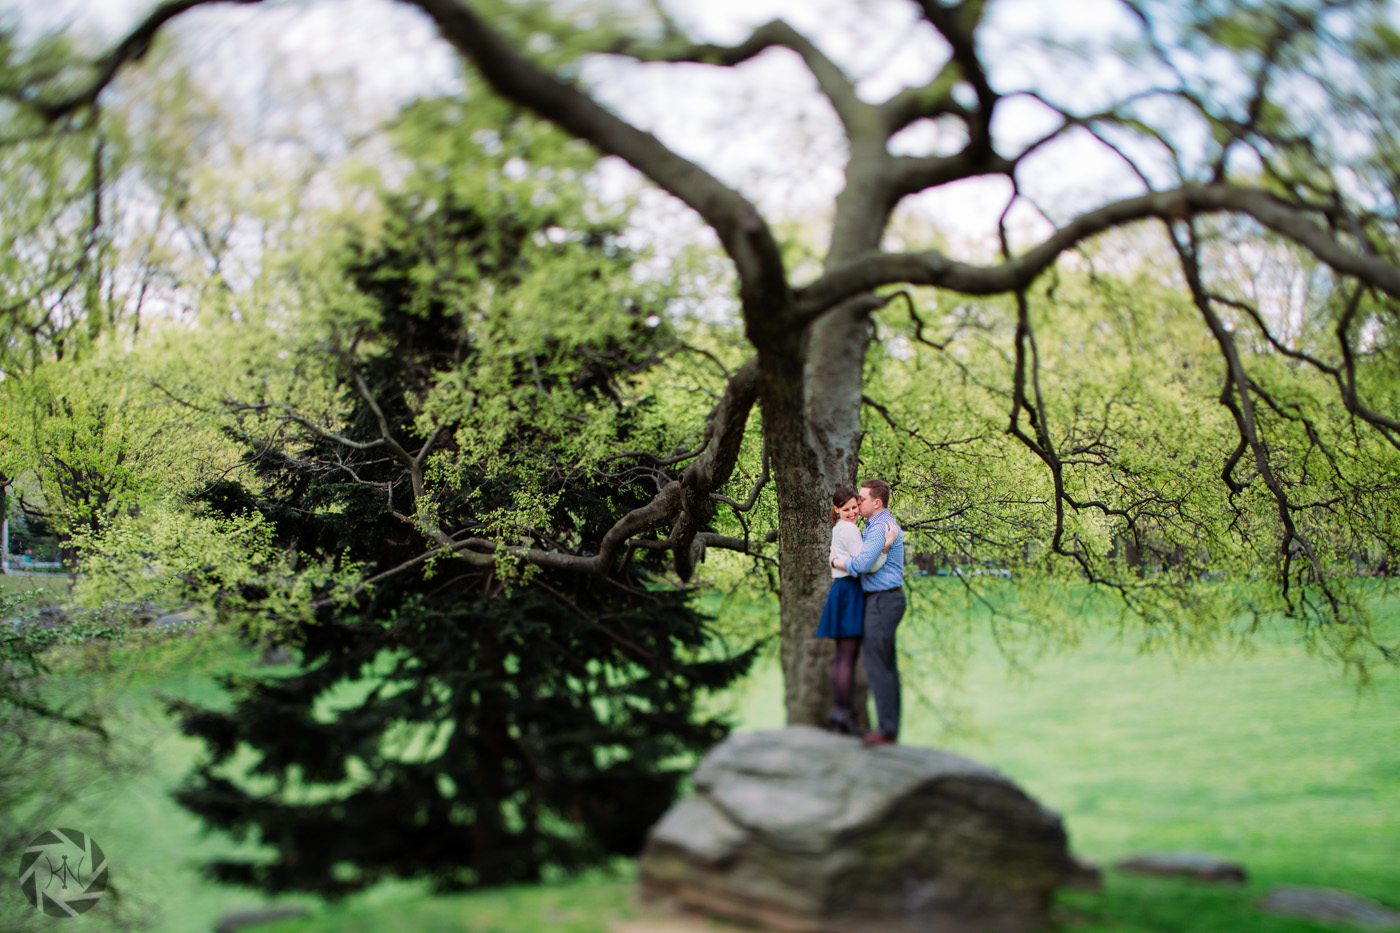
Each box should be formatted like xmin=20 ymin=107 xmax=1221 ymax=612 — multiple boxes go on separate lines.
xmin=860 ymin=478 xmax=891 ymax=509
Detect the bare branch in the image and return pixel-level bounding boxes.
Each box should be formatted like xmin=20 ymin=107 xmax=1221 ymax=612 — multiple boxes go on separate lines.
xmin=710 ymin=437 xmax=768 ymax=513
xmin=914 ymin=0 xmax=997 ymax=152
xmin=346 ymin=369 xmax=415 ymax=466
xmin=407 ymin=0 xmax=790 ymax=315
xmin=797 ymin=185 xmax=1400 ymax=318
xmin=862 ymin=395 xmax=990 ymax=456
xmin=887 ymin=150 xmax=1015 ymax=204
xmin=612 ymin=19 xmax=868 ymax=135
xmin=669 ymin=357 xmax=762 ymax=580
xmin=695 ymin=529 xmax=778 ymax=558
xmin=877 ymin=62 xmax=970 ymax=136
xmin=1168 ymin=219 xmax=1339 ymax=610
xmin=227 ymin=401 xmax=389 ymax=453
xmin=283 ymin=352 xmax=761 ymax=588
xmin=35 ymin=0 xmax=264 ymax=121
xmin=602 ymin=442 xmax=707 ymax=468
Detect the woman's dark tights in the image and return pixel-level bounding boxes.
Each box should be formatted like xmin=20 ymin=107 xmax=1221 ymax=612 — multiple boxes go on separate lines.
xmin=830 ymin=636 xmax=862 ymax=713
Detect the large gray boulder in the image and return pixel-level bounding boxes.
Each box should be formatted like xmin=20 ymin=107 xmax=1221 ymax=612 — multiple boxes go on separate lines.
xmin=638 ymin=727 xmax=1084 ymax=933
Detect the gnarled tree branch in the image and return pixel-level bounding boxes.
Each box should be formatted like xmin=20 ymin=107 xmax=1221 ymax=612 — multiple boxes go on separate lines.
xmin=611 ymin=19 xmax=868 ymax=135
xmin=797 ymin=185 xmax=1400 ymax=318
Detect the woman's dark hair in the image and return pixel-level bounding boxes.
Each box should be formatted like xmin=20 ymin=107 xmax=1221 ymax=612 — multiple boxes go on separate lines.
xmin=830 ymin=486 xmax=858 ymax=526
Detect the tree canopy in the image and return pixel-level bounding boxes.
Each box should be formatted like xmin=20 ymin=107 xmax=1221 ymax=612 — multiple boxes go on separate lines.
xmin=8 ymin=0 xmax=1400 ymax=725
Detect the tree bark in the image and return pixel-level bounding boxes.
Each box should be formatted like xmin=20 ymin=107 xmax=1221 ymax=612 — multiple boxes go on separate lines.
xmin=771 ymin=300 xmax=871 ymax=725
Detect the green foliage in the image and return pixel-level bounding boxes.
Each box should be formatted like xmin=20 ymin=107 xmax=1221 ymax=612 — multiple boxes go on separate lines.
xmin=171 ymin=579 xmax=747 ymax=896
xmin=0 ymin=348 xmax=175 ymax=537
xmin=856 ymin=252 xmax=1399 ymax=669
xmin=71 ymin=507 xmax=359 ymax=638
xmin=128 ymin=96 xmax=757 ymax=898
xmin=0 ymin=32 xmax=103 ymax=362
xmin=0 ymin=592 xmax=129 ymax=929
xmin=0 ymin=19 xmax=170 ymax=370
xmin=1 ymin=593 xmax=107 ymax=730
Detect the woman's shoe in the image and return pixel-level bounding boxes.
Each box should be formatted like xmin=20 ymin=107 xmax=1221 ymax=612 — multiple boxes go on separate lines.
xmin=827 ymin=707 xmax=862 ymax=737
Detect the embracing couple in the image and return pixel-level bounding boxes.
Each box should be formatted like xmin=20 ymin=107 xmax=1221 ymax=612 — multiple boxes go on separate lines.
xmin=817 ymin=478 xmax=904 ymax=746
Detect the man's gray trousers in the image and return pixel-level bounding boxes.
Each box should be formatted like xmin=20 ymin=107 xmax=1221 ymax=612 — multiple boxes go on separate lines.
xmin=861 ymin=588 xmax=906 ymax=738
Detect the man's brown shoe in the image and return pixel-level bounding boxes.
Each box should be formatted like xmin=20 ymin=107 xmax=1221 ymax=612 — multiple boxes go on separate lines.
xmin=861 ymin=732 xmax=896 ymax=746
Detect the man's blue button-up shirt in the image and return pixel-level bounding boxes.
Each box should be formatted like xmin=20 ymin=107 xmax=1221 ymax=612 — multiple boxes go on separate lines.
xmin=848 ymin=508 xmax=904 ymax=593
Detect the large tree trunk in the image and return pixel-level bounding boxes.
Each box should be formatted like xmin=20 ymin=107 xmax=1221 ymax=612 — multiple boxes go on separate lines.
xmin=772 ymin=457 xmax=831 ymax=727
xmin=771 ymin=299 xmax=872 ymax=725
xmin=774 ymin=158 xmax=890 ymax=725
xmin=757 ymin=310 xmax=825 ymax=727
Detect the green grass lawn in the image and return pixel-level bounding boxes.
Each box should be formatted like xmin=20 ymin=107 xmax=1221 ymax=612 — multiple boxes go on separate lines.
xmin=0 ymin=570 xmax=72 ymax=603
xmin=5 ymin=629 xmax=314 ymax=933
xmin=10 ymin=581 xmax=1398 ymax=933
xmin=730 ymin=580 xmax=1400 ymax=931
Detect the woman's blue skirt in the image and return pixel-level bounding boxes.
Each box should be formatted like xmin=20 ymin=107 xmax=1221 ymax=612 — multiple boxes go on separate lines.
xmin=816 ymin=575 xmax=864 ymax=638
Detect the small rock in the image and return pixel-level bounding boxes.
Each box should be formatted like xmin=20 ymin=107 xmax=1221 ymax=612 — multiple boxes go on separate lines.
xmin=33 ymin=607 xmax=72 ymax=629
xmin=259 ymin=645 xmax=296 ymax=666
xmin=1259 ymin=886 xmax=1400 ymax=931
xmin=125 ymin=601 xmax=165 ymax=624
xmin=1113 ymin=851 xmax=1247 ymax=884
xmin=151 ymin=610 xmax=206 ymax=629
xmin=214 ymin=906 xmax=310 ymax=933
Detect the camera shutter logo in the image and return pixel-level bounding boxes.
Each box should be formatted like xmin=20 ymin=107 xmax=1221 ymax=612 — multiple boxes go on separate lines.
xmin=17 ymin=828 xmax=109 ymax=918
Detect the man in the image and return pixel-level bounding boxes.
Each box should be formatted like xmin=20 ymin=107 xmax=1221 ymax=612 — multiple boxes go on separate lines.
xmin=831 ymin=478 xmax=904 ymax=746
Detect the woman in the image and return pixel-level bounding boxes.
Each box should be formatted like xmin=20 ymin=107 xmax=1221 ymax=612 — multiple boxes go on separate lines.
xmin=815 ymin=486 xmax=884 ymax=735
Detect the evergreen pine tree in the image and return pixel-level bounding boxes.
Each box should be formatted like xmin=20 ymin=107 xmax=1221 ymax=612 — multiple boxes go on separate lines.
xmin=168 ymin=170 xmax=756 ymax=897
